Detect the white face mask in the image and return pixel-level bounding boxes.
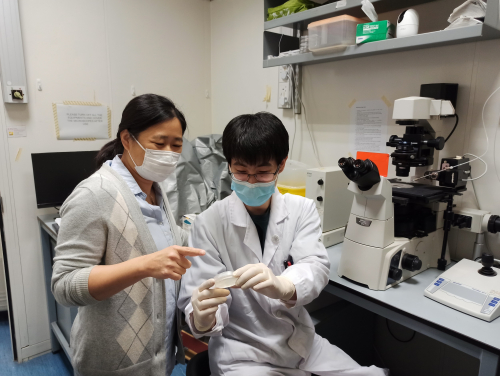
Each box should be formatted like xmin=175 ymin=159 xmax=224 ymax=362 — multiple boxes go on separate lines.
xmin=128 ymin=135 xmax=181 ymax=182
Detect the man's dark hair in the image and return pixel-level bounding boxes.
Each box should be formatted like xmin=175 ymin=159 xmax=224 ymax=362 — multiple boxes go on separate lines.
xmin=222 ymin=112 xmax=289 ymax=166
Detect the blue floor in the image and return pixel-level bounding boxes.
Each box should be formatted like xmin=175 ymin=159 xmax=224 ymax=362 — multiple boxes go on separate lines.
xmin=0 ymin=311 xmax=187 ymax=376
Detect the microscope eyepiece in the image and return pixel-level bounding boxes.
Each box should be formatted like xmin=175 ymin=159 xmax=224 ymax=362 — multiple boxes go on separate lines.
xmin=349 ymin=159 xmax=381 ymax=191
xmin=354 ymin=159 xmax=364 ymax=168
xmin=354 ymin=159 xmax=373 ymax=174
xmin=338 ymin=157 xmax=355 ymax=171
xmin=339 ymin=157 xmax=380 ymax=190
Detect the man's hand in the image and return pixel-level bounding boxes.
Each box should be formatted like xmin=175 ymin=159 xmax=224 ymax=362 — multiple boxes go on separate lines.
xmin=234 ymin=263 xmax=295 ymax=301
xmin=143 ymin=246 xmax=205 ymax=280
xmin=191 ymin=279 xmax=230 ymax=332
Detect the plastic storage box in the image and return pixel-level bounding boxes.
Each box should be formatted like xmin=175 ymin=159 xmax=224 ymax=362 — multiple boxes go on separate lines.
xmin=277 ymin=160 xmax=311 ymax=197
xmin=308 ymin=15 xmax=366 ymax=54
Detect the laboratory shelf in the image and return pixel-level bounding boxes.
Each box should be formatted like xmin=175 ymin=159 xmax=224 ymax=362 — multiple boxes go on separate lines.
xmin=263 ymin=0 xmax=500 ymax=68
xmin=264 ymin=0 xmax=435 ymax=30
xmin=264 ymin=24 xmax=485 ymax=68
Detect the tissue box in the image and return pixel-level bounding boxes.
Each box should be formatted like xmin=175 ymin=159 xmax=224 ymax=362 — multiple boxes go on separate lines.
xmin=356 ymin=21 xmax=395 ymax=44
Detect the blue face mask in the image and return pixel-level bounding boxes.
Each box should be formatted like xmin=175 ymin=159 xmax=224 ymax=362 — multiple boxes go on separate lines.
xmin=231 ymin=179 xmax=276 ymax=207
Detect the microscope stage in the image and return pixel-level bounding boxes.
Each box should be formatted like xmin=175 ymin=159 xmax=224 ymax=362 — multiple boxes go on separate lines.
xmin=424 ymin=259 xmax=500 ymax=322
xmin=390 ymin=179 xmax=464 ymax=204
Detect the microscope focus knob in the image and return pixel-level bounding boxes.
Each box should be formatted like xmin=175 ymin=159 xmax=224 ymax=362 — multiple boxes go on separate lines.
xmin=317 ymin=196 xmax=323 ymax=202
xmin=487 ymin=215 xmax=500 ymax=234
xmin=388 ymin=267 xmax=403 ymax=281
xmin=426 ymin=137 xmax=445 ymax=150
xmin=318 ymin=179 xmax=324 ymax=186
xmin=401 ymin=254 xmax=422 ymax=272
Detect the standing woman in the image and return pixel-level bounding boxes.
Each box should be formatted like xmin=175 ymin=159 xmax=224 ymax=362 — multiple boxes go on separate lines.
xmin=52 ymin=94 xmax=205 ymax=376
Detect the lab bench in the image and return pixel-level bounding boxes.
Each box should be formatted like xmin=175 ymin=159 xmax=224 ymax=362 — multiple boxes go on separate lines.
xmin=38 ymin=214 xmax=77 ymax=375
xmin=325 ymin=244 xmax=500 ymax=376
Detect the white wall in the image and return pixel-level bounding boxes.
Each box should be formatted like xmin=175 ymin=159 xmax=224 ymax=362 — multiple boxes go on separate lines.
xmin=104 ymin=0 xmax=212 ymax=139
xmin=463 ymin=39 xmax=500 ymax=253
xmin=0 ymin=0 xmax=211 ymax=360
xmin=210 ymin=0 xmax=500 ymax=262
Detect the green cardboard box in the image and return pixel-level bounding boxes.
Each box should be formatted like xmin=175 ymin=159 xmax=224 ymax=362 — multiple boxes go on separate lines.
xmin=356 ymin=21 xmax=395 ymax=44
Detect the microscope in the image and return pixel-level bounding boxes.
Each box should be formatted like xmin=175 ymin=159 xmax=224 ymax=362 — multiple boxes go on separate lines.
xmin=338 ymin=90 xmax=471 ymax=291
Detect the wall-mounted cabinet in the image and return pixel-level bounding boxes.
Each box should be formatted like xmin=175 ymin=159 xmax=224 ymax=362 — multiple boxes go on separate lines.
xmin=263 ymin=0 xmax=500 ymax=68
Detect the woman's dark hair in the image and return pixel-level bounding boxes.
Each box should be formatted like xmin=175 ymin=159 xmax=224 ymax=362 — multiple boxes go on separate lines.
xmin=96 ymin=94 xmax=187 ymax=166
xmin=222 ymin=112 xmax=289 ymax=166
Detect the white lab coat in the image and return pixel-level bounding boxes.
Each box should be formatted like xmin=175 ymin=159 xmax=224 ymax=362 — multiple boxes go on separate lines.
xmin=178 ymin=190 xmax=387 ymax=376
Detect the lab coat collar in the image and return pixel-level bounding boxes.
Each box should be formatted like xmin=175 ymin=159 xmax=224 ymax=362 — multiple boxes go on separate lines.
xmin=268 ymin=188 xmax=289 ymax=224
xmin=263 ymin=189 xmax=289 ymax=265
xmin=229 ymin=189 xmax=289 ymax=264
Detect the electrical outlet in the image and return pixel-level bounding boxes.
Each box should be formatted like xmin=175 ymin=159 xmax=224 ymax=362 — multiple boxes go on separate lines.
xmin=5 ymin=86 xmax=27 ymax=103
xmin=279 ymin=82 xmax=290 ymax=108
xmin=278 ymin=65 xmax=292 ymax=109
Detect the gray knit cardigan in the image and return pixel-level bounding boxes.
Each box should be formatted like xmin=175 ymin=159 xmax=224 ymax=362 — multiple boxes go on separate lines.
xmin=51 ymin=164 xmax=187 ymax=376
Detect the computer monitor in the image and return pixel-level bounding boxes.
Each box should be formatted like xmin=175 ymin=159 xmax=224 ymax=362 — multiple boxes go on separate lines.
xmin=31 ymin=151 xmax=99 ymax=209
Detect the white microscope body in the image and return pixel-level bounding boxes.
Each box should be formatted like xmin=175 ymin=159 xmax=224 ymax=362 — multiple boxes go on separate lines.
xmin=338 ymin=95 xmax=456 ymax=291
xmin=338 ymin=176 xmax=448 ymax=291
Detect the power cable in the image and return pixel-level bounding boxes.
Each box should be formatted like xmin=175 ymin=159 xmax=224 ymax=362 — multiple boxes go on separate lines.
xmin=445 ymin=114 xmax=459 ymax=143
xmin=290 ymin=67 xmax=298 ymax=158
xmin=385 ymin=319 xmax=416 ymax=343
xmin=413 ymin=86 xmax=499 ymax=183
xmin=288 ymin=65 xmax=322 ymax=166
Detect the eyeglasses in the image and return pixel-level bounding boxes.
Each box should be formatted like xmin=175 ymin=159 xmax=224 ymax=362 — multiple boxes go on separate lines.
xmin=229 ymin=165 xmax=281 ymax=183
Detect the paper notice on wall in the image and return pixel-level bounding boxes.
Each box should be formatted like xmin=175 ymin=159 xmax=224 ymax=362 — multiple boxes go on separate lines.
xmin=349 ymin=100 xmax=388 ymax=154
xmin=7 ymin=125 xmax=27 ymax=138
xmin=53 ymin=103 xmax=111 ymax=140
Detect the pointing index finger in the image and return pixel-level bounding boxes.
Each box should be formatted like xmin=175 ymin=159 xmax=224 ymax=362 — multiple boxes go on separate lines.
xmin=176 ymin=246 xmax=206 ymax=257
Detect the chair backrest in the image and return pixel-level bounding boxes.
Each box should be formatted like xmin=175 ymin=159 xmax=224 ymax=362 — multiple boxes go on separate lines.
xmin=186 ymin=350 xmax=210 ymax=376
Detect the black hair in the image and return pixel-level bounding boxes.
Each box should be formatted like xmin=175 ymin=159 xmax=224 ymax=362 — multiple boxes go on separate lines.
xmin=222 ymin=112 xmax=289 ymax=166
xmin=96 ymin=94 xmax=187 ymax=166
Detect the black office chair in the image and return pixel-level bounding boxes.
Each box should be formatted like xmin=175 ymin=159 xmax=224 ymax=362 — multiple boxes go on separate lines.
xmin=186 ymin=350 xmax=210 ymax=376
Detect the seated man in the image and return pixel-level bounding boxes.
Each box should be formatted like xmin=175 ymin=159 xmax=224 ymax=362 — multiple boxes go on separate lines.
xmin=178 ymin=112 xmax=387 ymax=376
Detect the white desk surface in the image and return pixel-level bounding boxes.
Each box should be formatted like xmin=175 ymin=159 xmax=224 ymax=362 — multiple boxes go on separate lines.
xmin=327 ymin=244 xmax=500 ymax=351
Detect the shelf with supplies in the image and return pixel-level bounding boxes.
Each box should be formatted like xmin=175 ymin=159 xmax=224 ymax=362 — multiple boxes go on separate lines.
xmin=263 ymin=0 xmax=500 ymax=68
xmin=264 ymin=0 xmax=437 ymax=30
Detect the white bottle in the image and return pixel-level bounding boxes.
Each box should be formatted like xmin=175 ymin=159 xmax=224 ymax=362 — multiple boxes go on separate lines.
xmin=397 ymin=9 xmax=419 ymax=38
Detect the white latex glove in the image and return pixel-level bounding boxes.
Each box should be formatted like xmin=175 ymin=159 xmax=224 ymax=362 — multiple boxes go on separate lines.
xmin=233 ymin=263 xmax=296 ymax=301
xmin=191 ymin=279 xmax=230 ymax=332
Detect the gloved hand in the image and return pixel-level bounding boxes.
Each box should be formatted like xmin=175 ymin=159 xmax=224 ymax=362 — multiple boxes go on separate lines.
xmin=234 ymin=263 xmax=296 ymax=301
xmin=191 ymin=279 xmax=230 ymax=332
